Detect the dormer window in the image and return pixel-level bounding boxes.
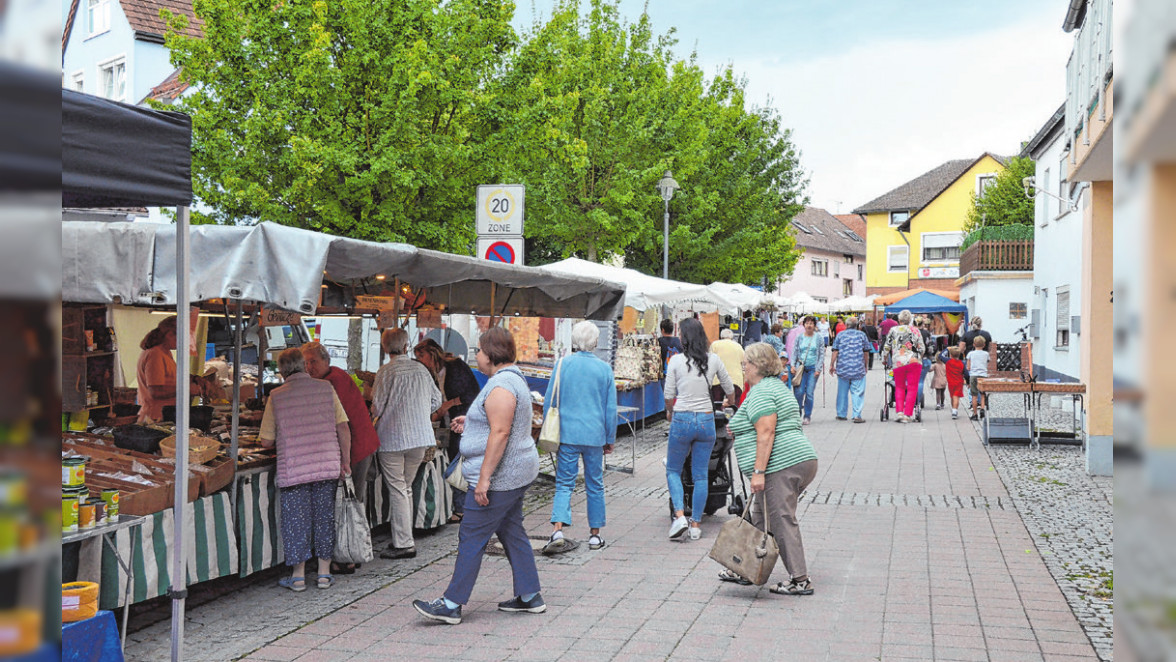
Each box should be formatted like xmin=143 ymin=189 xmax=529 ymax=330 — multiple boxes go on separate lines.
xmin=889 ymin=211 xmax=910 ymax=227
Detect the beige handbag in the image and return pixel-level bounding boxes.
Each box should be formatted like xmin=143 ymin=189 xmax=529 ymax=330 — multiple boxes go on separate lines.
xmin=708 ymin=492 xmax=779 ymax=586
xmin=537 ymin=358 xmax=562 ymax=454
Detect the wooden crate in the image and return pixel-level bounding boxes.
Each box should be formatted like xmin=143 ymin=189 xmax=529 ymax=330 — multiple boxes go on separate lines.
xmin=194 ymin=455 xmax=235 ymax=497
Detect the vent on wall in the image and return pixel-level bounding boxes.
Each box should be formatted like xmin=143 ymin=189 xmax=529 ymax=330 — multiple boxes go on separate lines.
xmin=1030 ymin=309 xmax=1041 ymax=339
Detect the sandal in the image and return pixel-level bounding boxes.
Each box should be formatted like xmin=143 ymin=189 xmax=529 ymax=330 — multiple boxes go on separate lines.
xmin=769 ymin=578 xmax=814 ymax=595
xmin=588 ymin=535 xmax=605 ymax=550
xmin=717 ymin=569 xmax=752 ymax=586
xmin=541 ymin=533 xmax=572 ymax=555
xmin=278 ymin=575 xmax=306 ymax=592
xmin=316 ymin=573 xmax=335 ymax=589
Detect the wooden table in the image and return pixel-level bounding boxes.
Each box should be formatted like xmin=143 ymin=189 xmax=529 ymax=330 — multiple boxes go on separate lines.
xmin=977 ymin=379 xmax=1086 ymax=450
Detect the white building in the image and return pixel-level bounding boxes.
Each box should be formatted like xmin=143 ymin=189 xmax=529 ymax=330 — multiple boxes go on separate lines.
xmin=1022 ymin=103 xmax=1086 ymax=382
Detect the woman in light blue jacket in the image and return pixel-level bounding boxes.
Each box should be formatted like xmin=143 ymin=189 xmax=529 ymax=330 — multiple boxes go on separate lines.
xmin=541 ymin=321 xmax=617 ymax=553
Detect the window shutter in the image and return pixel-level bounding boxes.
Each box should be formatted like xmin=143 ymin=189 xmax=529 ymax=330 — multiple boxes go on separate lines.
xmin=1056 ymin=288 xmax=1070 ymax=331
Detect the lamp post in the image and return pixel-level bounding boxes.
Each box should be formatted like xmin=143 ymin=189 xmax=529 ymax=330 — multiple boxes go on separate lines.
xmin=656 ymin=170 xmax=680 ymax=280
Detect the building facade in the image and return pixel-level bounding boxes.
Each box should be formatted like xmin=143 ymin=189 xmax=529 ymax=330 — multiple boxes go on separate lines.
xmin=1022 ymin=103 xmax=1085 ymax=383
xmin=776 ymin=207 xmax=867 ymax=303
xmin=855 ymin=154 xmax=1008 ymax=297
xmin=62 ymin=0 xmax=199 ymax=104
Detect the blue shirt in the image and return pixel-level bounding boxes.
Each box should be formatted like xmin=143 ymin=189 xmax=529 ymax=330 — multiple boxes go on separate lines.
xmin=763 ymin=334 xmax=786 ymax=358
xmin=794 ymin=333 xmax=826 ymax=369
xmin=831 ymin=329 xmax=870 ymax=380
xmin=543 ymin=352 xmax=618 ymax=447
xmin=460 ymin=366 xmax=540 ymax=491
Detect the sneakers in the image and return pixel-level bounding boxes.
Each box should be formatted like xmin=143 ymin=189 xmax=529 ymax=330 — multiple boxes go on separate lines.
xmin=498 ymin=593 xmax=546 ymax=613
xmin=896 ymin=415 xmax=908 ymax=424
xmin=769 ymin=578 xmax=814 ymax=596
xmin=669 ymin=516 xmax=689 ymax=540
xmin=835 ymin=416 xmax=847 ymax=421
xmin=688 ymin=526 xmax=701 ymax=541
xmin=413 ymin=598 xmax=462 ymax=624
xmin=936 ymin=404 xmax=944 ymax=410
xmin=381 ymin=546 xmax=417 ymax=560
xmin=852 ymin=417 xmax=865 ymax=424
xmin=802 ymin=417 xmax=811 ymax=425
xmin=969 ymin=413 xmax=979 ymax=421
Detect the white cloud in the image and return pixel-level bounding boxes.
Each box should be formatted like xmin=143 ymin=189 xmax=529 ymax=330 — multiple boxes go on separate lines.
xmin=703 ymin=13 xmax=1074 ymax=213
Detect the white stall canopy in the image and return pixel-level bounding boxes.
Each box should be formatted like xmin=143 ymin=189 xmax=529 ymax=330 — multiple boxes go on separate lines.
xmin=538 ymin=257 xmax=736 ymax=314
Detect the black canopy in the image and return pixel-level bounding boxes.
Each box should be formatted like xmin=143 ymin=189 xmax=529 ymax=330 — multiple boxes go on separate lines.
xmin=62 ymin=89 xmax=193 ymax=208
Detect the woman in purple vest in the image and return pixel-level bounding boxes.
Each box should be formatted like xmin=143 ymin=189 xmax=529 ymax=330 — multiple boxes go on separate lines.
xmin=260 ymin=348 xmax=352 ymax=591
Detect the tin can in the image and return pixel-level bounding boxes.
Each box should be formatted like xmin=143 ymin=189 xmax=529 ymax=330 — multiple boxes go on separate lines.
xmin=100 ymin=489 xmax=119 ymax=522
xmin=87 ymin=498 xmax=106 ymax=527
xmin=0 ymin=510 xmax=18 ymax=555
xmin=78 ymin=502 xmax=96 ymax=530
xmin=0 ymin=471 xmax=26 ymax=508
xmin=62 ymin=497 xmax=79 ymax=533
xmin=61 ymin=457 xmax=87 ymax=488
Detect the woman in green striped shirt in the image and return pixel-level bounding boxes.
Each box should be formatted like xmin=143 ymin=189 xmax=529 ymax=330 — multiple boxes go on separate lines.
xmin=723 ymin=342 xmax=819 ymax=596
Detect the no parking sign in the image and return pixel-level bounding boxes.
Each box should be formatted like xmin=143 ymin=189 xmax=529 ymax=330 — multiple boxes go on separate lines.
xmin=476 ymin=237 xmax=524 ymax=265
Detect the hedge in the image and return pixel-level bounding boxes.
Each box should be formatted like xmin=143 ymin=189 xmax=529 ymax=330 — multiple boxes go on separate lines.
xmin=959 ymin=224 xmax=1034 ymax=252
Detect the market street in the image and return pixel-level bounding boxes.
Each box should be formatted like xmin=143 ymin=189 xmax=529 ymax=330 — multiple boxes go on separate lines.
xmin=123 ymin=367 xmax=1108 ymax=662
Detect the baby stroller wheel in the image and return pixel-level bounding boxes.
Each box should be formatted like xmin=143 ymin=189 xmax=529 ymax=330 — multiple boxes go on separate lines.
xmin=728 ymin=494 xmax=745 ymax=515
xmin=915 ymin=407 xmax=922 ymax=423
xmin=880 ymin=405 xmax=888 ymax=421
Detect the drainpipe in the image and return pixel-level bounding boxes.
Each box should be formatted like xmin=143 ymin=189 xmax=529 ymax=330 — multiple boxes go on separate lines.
xmin=897 ymin=228 xmax=912 ymax=290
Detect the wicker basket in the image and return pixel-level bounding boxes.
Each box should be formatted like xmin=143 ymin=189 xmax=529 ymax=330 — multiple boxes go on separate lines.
xmin=159 ymin=435 xmax=222 ymax=465
xmin=422 ymin=447 xmax=437 ymax=463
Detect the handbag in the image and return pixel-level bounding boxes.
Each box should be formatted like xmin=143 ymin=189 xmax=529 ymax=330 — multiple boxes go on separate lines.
xmin=333 ymin=476 xmax=374 ymax=564
xmin=614 ymin=338 xmax=645 ymax=381
xmin=443 ymin=452 xmax=468 ymax=491
xmin=791 ymin=364 xmax=804 ymax=386
xmin=537 ymin=358 xmax=562 ymax=454
xmin=708 ymin=492 xmax=779 ymax=586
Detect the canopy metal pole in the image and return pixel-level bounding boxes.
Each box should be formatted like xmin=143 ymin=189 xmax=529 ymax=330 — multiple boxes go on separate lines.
xmin=228 ymin=299 xmax=243 ymax=508
xmin=171 ymin=205 xmax=192 ymax=662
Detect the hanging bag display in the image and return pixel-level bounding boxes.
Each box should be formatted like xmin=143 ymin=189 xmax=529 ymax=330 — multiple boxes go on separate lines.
xmin=537 ymin=358 xmax=563 ymax=454
xmin=333 ymin=476 xmax=374 ymax=564
xmin=708 ymin=491 xmax=779 ymax=586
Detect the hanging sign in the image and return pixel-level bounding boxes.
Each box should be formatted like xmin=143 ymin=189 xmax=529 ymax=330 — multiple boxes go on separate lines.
xmin=416 ymin=308 xmax=443 ymax=328
xmin=355 ymin=295 xmax=397 ymax=311
xmin=260 ymin=307 xmax=301 ymax=327
xmin=477 ymin=237 xmax=524 ymax=265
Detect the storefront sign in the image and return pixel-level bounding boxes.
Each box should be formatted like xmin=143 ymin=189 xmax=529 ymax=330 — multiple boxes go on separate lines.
xmin=918 ymin=267 xmax=959 ymax=279
xmin=260 ymin=307 xmax=301 ymax=327
xmin=355 ymin=295 xmax=397 ymax=311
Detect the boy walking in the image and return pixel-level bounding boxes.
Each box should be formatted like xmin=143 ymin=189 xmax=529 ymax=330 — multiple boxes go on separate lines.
xmin=965 ymin=336 xmax=990 ymax=420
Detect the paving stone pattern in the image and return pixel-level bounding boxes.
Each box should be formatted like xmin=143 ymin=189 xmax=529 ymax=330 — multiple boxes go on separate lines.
xmin=982 ymin=393 xmax=1114 ymax=661
xmin=125 ymin=368 xmax=1108 ymax=661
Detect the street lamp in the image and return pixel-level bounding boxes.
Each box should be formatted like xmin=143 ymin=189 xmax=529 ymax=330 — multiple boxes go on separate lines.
xmin=656 ymin=170 xmax=680 ymax=280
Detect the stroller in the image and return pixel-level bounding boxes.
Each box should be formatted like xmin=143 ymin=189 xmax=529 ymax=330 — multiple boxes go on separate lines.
xmin=669 ymin=405 xmax=748 ymax=518
xmin=880 ymin=367 xmax=923 ymax=422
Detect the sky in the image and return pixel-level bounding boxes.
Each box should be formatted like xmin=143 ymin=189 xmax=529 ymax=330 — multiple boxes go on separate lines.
xmin=516 ymin=0 xmax=1075 ymax=214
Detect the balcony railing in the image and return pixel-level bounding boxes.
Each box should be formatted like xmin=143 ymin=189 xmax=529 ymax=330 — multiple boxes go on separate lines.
xmin=1065 ymin=0 xmax=1113 ymax=162
xmin=958 ymin=240 xmax=1034 ymax=279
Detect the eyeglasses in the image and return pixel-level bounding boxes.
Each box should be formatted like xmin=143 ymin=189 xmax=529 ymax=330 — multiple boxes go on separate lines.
xmin=474 ymin=347 xmax=482 ymax=354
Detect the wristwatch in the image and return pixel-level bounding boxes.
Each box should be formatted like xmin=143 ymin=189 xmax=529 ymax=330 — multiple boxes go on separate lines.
xmin=751 ymin=469 xmax=766 ymax=475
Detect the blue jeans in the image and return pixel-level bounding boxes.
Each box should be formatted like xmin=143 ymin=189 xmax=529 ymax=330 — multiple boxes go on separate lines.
xmin=666 ymin=411 xmax=716 ymax=522
xmin=444 ymin=485 xmax=540 ymax=605
xmin=836 ymin=375 xmax=866 ymax=419
xmin=793 ymin=366 xmax=818 ymax=418
xmin=550 ymin=443 xmax=605 ymax=529
xmin=917 ymin=359 xmax=932 ymax=405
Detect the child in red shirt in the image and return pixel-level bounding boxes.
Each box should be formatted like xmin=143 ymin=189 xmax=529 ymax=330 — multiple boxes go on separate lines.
xmin=945 ymin=346 xmax=966 ymax=420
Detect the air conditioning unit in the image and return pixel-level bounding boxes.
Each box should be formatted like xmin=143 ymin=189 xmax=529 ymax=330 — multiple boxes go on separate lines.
xmin=1029 ymin=309 xmax=1041 ymax=339
xmin=1071 ymin=315 xmax=1081 ymax=335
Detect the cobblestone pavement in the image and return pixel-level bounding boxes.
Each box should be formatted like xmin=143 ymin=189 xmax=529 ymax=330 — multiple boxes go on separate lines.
xmin=1112 ymin=458 xmax=1173 ymax=661
xmin=981 ymin=392 xmax=1114 ymax=661
xmin=127 ymin=367 xmax=1108 ymax=661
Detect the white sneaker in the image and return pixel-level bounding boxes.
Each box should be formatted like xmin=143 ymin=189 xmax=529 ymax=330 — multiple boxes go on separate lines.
xmin=688 ymin=526 xmax=701 ymax=541
xmin=669 ymin=516 xmax=689 ymax=540
xmin=951 ymin=410 xmax=958 ymax=419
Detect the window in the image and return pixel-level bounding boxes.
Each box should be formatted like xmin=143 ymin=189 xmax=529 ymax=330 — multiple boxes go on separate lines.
xmin=857 ymin=264 xmax=863 ymax=281
xmin=1058 ymin=155 xmax=1071 ymax=218
xmin=889 ymin=211 xmax=910 ymax=227
xmin=1056 ymin=286 xmax=1070 ymax=347
xmin=811 ymin=258 xmax=828 ymax=277
xmin=1009 ymin=302 xmax=1027 ymax=319
xmin=88 ymin=0 xmax=111 ymax=35
xmin=811 ymin=225 xmax=824 ymax=235
xmin=888 ymin=245 xmax=908 ymax=272
xmin=843 ymin=279 xmax=853 ymax=297
xmin=976 ymin=173 xmax=998 ymax=198
xmin=921 ymin=232 xmax=964 ymax=262
xmin=843 ymin=255 xmax=854 ymax=263
xmin=1040 ymin=168 xmax=1051 ymax=226
xmin=792 ymin=221 xmax=812 ymax=234
xmin=813 ymin=296 xmax=828 ymax=303
xmin=100 ymin=58 xmax=126 ymax=101
xmin=70 ymin=71 xmax=84 ymax=92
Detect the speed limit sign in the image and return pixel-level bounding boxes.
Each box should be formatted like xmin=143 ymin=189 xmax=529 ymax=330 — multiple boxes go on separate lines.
xmin=476 ymin=185 xmax=525 ymax=236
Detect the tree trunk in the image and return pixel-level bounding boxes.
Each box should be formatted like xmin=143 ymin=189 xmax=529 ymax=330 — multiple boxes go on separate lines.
xmin=586 ymin=243 xmax=597 ymax=263
xmin=347 ymin=318 xmax=363 ymax=372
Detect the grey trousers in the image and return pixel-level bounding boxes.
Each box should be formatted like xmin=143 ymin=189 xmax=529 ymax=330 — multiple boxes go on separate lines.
xmin=377 ymin=447 xmax=428 ymax=549
xmin=750 ymin=459 xmax=818 ymax=580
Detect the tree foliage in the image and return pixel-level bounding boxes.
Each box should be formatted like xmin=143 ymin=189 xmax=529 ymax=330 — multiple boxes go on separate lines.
xmin=964 ymin=155 xmax=1036 ymax=233
xmin=163 ymin=0 xmax=807 ymax=285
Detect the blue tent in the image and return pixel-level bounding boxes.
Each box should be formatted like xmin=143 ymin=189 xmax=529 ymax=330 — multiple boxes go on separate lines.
xmin=883 ymin=290 xmax=968 ymax=315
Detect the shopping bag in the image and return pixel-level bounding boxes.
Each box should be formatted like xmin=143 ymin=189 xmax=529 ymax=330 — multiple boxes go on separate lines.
xmin=443 ymin=453 xmax=468 ymax=492
xmin=537 ymin=358 xmax=563 ymax=454
xmin=333 ymin=476 xmax=373 ymax=564
xmin=708 ymin=492 xmax=779 ymax=586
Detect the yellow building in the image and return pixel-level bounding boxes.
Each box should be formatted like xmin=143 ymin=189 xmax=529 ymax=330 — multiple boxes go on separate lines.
xmin=854 ymin=154 xmax=1008 ymax=297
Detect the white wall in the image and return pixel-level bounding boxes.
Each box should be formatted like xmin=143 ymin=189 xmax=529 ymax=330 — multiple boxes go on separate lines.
xmin=776 ymin=247 xmax=865 ymax=302
xmin=959 ymin=275 xmax=1035 ymax=347
xmin=1031 ymin=131 xmax=1086 ymax=382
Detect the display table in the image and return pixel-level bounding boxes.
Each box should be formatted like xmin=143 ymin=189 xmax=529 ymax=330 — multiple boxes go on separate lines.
xmin=63 ymin=515 xmax=145 ymax=649
xmin=62 ymin=610 xmax=125 ymax=662
xmin=977 ymin=378 xmax=1086 ymax=450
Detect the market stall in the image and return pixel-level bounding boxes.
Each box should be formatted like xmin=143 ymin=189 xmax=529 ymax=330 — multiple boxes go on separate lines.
xmin=881 ymin=289 xmax=969 ymax=348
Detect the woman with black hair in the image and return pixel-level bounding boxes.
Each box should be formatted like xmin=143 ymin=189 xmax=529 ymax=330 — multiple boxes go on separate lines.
xmin=663 ymin=318 xmax=735 ymax=542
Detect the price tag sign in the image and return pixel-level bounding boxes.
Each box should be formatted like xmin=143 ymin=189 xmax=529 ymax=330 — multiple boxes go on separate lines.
xmin=260 ymin=307 xmax=301 ymax=327
xmin=476 ymin=185 xmax=525 ymax=236
xmin=416 ymin=308 xmax=443 ymax=328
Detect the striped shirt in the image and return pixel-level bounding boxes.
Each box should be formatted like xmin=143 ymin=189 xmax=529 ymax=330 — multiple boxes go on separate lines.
xmin=370 ymin=355 xmax=442 ymax=452
xmin=727 ymin=377 xmax=817 ymax=476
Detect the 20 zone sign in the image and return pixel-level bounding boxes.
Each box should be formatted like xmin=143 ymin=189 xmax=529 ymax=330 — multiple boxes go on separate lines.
xmin=476 ymin=185 xmax=525 ymax=236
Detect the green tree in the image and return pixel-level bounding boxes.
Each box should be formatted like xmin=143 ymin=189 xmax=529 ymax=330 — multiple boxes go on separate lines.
xmin=964 ymin=155 xmax=1036 ymax=233
xmin=162 ymin=0 xmax=516 ymax=251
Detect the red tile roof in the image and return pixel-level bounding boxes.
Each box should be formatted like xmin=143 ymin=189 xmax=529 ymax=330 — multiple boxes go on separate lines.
xmin=835 ymin=214 xmax=867 ymax=239
xmin=62 ymin=0 xmax=79 ymax=54
xmin=143 ymin=67 xmax=189 ymax=103
xmin=121 ymin=0 xmax=202 ymax=39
